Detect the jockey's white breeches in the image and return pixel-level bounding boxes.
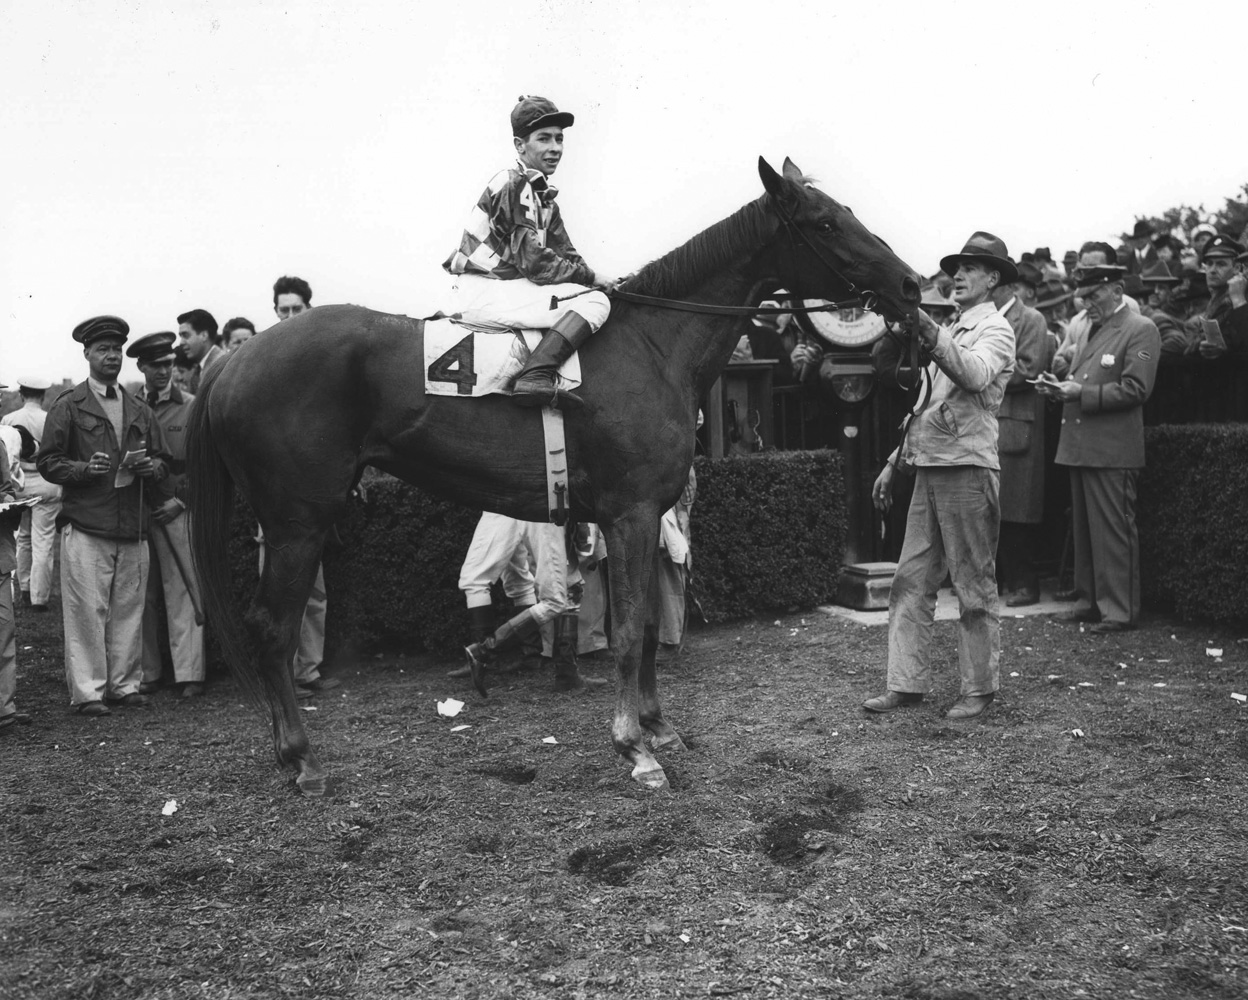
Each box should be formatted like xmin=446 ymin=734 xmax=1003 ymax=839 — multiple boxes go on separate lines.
xmin=449 ymin=274 xmax=610 ymax=332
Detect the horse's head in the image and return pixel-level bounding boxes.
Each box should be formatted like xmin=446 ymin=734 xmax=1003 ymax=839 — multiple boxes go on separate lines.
xmin=758 ymin=156 xmax=921 ymax=323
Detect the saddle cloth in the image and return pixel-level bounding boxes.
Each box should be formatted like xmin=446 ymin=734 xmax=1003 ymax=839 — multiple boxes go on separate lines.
xmin=423 ymin=317 xmax=582 ymax=398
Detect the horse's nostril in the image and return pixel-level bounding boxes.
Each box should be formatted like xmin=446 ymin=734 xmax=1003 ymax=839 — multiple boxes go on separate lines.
xmin=901 ymin=276 xmax=921 ymax=303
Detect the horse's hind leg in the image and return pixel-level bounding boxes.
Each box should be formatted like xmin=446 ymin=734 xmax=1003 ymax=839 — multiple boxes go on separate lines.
xmin=249 ymin=531 xmax=329 ymax=796
xmin=605 ymin=508 xmax=669 ymax=790
xmin=640 ymin=555 xmax=685 ymax=754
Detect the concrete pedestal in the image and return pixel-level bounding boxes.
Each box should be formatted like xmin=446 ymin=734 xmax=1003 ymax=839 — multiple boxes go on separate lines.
xmin=836 ymin=561 xmax=896 ymax=611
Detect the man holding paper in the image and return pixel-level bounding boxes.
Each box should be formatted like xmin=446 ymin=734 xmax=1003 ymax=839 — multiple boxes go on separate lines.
xmin=36 ymin=316 xmax=174 ymax=717
xmin=1190 ymin=234 xmax=1248 ymax=358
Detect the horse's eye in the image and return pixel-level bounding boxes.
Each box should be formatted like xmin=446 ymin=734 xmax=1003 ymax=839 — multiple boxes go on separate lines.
xmin=816 ymin=220 xmax=835 ymax=234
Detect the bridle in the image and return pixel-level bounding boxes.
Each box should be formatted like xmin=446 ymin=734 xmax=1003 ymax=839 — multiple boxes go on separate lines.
xmin=605 ymin=193 xmax=879 ymax=317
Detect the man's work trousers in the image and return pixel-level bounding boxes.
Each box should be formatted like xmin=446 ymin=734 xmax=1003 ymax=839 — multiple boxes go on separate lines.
xmin=1068 ymin=467 xmax=1140 ymax=626
xmin=16 ymin=469 xmax=61 ymax=605
xmin=61 ymin=524 xmax=148 ymax=706
xmin=142 ymin=515 xmax=205 ymax=685
xmin=887 ymin=466 xmax=1001 ymax=698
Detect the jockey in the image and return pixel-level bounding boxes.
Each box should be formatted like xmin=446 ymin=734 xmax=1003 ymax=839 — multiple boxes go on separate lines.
xmin=443 ymin=95 xmax=615 ymax=408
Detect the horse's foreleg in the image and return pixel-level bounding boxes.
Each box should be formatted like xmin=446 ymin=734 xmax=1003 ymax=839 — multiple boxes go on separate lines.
xmin=639 ymin=556 xmax=685 ymax=754
xmin=605 ymin=509 xmax=668 ymax=790
xmin=249 ymin=533 xmax=328 ymax=796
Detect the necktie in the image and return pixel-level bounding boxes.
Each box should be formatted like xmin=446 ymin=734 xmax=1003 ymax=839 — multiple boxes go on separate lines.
xmin=104 ymin=386 xmax=117 ymax=400
xmin=147 ymin=390 xmax=159 ymax=408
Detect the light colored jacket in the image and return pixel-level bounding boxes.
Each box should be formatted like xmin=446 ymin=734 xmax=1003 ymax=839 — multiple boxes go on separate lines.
xmin=899 ymin=301 xmax=1016 ymax=470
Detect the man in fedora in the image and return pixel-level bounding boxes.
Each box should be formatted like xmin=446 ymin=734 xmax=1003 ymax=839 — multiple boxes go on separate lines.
xmin=1 ymin=375 xmax=61 ymax=610
xmin=991 ymin=260 xmax=1052 ymax=607
xmin=1138 ymin=261 xmax=1189 ymax=355
xmin=1040 ymin=261 xmax=1160 ymax=633
xmin=443 ymin=95 xmax=618 ymax=409
xmin=129 ymin=332 xmax=206 ymax=699
xmin=1120 ymin=220 xmax=1158 ymax=276
xmin=865 ymin=232 xmax=1016 ymax=720
xmin=1190 ymin=234 xmax=1248 ymax=358
xmin=36 ymin=316 xmax=173 ymax=716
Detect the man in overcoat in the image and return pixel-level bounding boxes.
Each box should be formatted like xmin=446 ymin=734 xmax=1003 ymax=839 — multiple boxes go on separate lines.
xmin=1041 ymin=264 xmax=1161 ymax=632
xmin=992 ymin=262 xmax=1052 ymax=606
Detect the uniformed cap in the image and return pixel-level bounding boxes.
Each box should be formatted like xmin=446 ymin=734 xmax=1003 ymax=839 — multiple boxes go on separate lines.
xmin=1191 ymin=223 xmax=1218 ymax=240
xmin=16 ymin=376 xmax=52 ymax=391
xmin=1201 ymin=234 xmax=1245 ymax=262
xmin=1073 ymin=264 xmax=1128 ymax=295
xmin=939 ymin=231 xmax=1019 ymax=285
xmin=126 ymin=331 xmax=177 ymax=363
xmin=72 ymin=315 xmax=129 ymax=346
xmin=510 ymin=95 xmax=574 ymax=138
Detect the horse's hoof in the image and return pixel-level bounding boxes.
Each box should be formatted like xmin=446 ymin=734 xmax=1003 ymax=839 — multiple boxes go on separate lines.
xmin=296 ymin=771 xmax=330 ymax=798
xmin=631 ymin=764 xmax=670 ymax=791
xmin=652 ymin=734 xmax=687 ymax=754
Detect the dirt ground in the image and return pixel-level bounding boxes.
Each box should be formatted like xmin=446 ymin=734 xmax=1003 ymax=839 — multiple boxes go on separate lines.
xmin=3 ymin=598 xmax=1247 ymax=1000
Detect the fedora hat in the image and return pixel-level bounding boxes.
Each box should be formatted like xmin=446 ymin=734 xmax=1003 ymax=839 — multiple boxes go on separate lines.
xmin=1036 ymin=280 xmax=1074 ymax=309
xmin=1139 ymin=260 xmax=1179 ymax=285
xmin=1131 ymin=219 xmax=1154 ymax=240
xmin=940 ymin=231 xmax=1019 ymax=285
xmin=920 ymin=284 xmax=957 ymax=311
xmin=1014 ymin=261 xmax=1044 ymax=288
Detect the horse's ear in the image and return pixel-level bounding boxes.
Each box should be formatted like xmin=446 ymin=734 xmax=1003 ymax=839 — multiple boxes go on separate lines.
xmin=759 ymin=156 xmax=799 ymax=214
xmin=781 ymin=157 xmax=804 ymax=182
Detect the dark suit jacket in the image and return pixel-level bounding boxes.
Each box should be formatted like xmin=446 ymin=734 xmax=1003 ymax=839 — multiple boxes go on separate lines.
xmin=1054 ymin=306 xmax=1161 ymax=469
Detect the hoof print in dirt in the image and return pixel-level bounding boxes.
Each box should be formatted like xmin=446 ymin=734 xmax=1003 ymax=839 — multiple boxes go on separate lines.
xmin=567 ymin=833 xmax=676 ymax=886
xmin=752 ymin=749 xmax=812 ymax=772
xmin=470 ymin=763 xmax=537 ymax=785
xmin=756 ymin=782 xmax=864 ymax=867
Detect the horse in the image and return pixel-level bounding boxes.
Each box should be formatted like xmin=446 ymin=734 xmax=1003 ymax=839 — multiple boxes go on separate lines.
xmin=187 ymin=156 xmax=921 ymax=796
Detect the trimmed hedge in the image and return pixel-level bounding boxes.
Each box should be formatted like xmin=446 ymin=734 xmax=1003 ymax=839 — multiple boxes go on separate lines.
xmin=220 ymin=451 xmax=848 ymax=660
xmin=688 ymin=451 xmax=847 ymax=622
xmin=1139 ymin=424 xmax=1248 ymax=625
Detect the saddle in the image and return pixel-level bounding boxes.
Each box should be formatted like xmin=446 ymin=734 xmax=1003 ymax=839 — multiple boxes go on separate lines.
xmin=422 ymin=316 xmax=582 ymax=399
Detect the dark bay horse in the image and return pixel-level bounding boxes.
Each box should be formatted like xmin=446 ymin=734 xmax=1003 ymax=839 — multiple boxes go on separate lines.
xmin=187 ymin=157 xmax=921 ymax=796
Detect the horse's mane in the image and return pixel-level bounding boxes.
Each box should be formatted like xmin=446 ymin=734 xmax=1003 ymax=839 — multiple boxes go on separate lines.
xmin=626 ymin=195 xmax=776 ymax=299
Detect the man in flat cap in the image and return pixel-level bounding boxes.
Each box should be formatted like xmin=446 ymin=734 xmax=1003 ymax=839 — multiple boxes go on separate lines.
xmin=1039 ymin=261 xmax=1161 ymax=633
xmin=1 ymin=376 xmax=62 ymax=610
xmin=129 ymin=332 xmax=206 ymax=699
xmin=865 ymin=232 xmax=1016 ymax=721
xmin=1190 ymin=234 xmax=1248 ymax=358
xmin=36 ymin=316 xmax=174 ymax=716
xmin=990 ymin=259 xmax=1053 ymax=607
xmin=443 ymin=95 xmax=618 ymax=408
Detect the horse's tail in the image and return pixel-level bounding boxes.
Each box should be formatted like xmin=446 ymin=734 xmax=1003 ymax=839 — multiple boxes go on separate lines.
xmin=186 ymin=362 xmax=266 ymax=714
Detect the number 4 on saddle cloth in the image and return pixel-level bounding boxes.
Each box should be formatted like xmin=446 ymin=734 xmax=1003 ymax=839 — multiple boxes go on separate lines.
xmin=423 ymin=315 xmax=579 ymax=525
xmin=423 ymin=316 xmax=583 ymax=399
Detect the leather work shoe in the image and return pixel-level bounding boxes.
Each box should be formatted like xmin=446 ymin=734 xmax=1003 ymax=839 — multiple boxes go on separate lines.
xmin=1053 ymin=588 xmax=1079 ymax=602
xmin=0 ymin=712 xmax=32 ymax=730
xmin=1090 ymin=621 xmax=1134 ymax=634
xmin=78 ymin=701 xmax=112 ymax=717
xmin=946 ymin=694 xmax=994 ymax=720
xmin=181 ymin=682 xmax=205 ymax=698
xmin=138 ymin=681 xmax=162 ymax=695
xmin=1058 ymin=608 xmax=1100 ymax=623
xmin=862 ymin=690 xmax=924 ymax=713
xmin=1006 ymin=590 xmax=1039 ymax=608
xmin=299 ymin=677 xmax=341 ymax=693
xmin=118 ymin=693 xmax=151 ymax=708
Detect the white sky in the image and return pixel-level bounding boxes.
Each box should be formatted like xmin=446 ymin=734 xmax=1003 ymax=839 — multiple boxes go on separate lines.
xmin=3 ymin=0 xmax=1245 ymax=383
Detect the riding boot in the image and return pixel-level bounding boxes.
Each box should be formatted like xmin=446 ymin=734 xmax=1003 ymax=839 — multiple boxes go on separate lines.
xmin=464 ymin=607 xmax=542 ymax=696
xmin=447 ymin=605 xmax=495 ymax=678
xmin=512 ymin=602 xmax=544 ymax=672
xmin=511 ymin=312 xmax=594 ymax=410
xmin=552 ymin=610 xmax=608 ymax=691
